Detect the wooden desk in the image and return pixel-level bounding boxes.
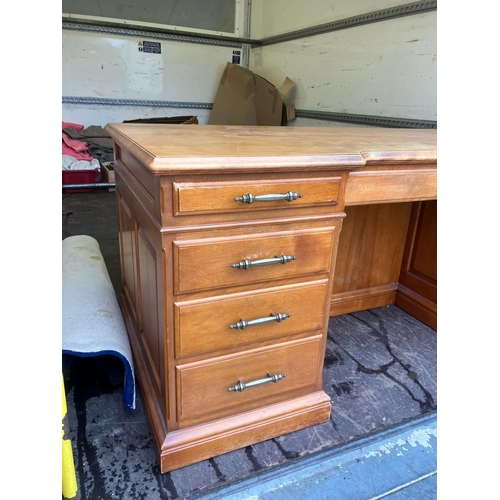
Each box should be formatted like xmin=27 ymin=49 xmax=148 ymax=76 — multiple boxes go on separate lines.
xmin=105 ymin=124 xmax=437 ymax=473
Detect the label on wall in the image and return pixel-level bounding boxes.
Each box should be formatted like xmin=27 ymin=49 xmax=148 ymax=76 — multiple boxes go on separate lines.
xmin=232 ymin=50 xmax=241 ymax=64
xmin=139 ymin=41 xmax=162 ymax=54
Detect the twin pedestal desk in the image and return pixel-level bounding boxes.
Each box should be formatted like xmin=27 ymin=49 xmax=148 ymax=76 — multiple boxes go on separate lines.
xmin=105 ymin=124 xmax=437 ymax=473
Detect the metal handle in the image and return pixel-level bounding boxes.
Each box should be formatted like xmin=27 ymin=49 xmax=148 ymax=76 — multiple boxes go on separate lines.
xmin=232 ymin=254 xmax=296 ymax=269
xmin=230 ymin=313 xmax=291 ymax=330
xmin=235 ymin=191 xmax=303 ymax=204
xmin=228 ymin=372 xmax=287 ymax=392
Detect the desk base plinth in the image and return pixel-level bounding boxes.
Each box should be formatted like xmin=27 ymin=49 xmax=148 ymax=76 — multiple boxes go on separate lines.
xmin=159 ymin=391 xmax=331 ymax=473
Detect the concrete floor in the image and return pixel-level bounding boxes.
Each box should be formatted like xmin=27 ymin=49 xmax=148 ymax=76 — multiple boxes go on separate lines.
xmin=62 ymin=189 xmax=437 ymax=500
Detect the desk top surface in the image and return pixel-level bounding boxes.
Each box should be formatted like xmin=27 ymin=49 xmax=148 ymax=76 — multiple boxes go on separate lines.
xmin=105 ymin=124 xmax=437 ymax=174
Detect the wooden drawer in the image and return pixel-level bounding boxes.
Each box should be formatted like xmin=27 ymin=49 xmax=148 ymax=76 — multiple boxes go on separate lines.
xmin=173 ymin=227 xmax=335 ymax=294
xmin=345 ymin=169 xmax=437 ymax=206
xmin=174 ymin=280 xmax=329 ymax=357
xmin=172 ymin=177 xmax=342 ymax=216
xmin=176 ymin=336 xmax=323 ymax=422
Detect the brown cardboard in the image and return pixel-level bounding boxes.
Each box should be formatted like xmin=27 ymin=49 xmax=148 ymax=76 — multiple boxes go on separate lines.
xmin=208 ymin=63 xmax=295 ymax=126
xmin=100 ymin=162 xmax=115 ymax=183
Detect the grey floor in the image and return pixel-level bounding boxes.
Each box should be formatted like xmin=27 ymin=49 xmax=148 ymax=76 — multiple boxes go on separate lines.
xmin=62 ymin=189 xmax=437 ymax=500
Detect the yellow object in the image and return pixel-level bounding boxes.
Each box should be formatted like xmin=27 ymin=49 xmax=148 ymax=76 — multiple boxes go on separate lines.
xmin=62 ymin=375 xmax=78 ymax=499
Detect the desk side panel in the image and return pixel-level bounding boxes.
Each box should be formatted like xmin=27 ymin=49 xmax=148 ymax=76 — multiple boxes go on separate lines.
xmin=330 ymin=203 xmax=412 ymax=316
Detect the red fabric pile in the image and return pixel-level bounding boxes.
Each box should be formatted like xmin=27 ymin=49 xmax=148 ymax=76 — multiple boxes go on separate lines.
xmin=62 ymin=122 xmax=93 ymax=161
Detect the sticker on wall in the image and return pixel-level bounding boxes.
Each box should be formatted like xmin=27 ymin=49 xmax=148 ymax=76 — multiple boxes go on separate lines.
xmin=139 ymin=41 xmax=161 ymax=54
xmin=232 ymin=50 xmax=241 ymax=64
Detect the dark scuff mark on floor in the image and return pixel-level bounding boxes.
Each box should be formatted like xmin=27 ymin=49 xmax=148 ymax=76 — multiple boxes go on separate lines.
xmin=208 ymin=458 xmax=226 ymax=482
xmin=324 ymin=342 xmax=345 ymax=368
xmin=157 ymin=469 xmax=179 ymax=500
xmin=244 ymin=446 xmax=262 ymax=472
xmin=332 ymin=381 xmax=355 ymax=396
xmin=272 ymin=438 xmax=301 ymax=460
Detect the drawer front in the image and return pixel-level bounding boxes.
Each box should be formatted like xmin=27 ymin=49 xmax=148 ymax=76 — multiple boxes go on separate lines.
xmin=174 ymin=280 xmax=329 ymax=357
xmin=172 ymin=177 xmax=341 ymax=216
xmin=173 ymin=228 xmax=335 ymax=294
xmin=176 ymin=336 xmax=323 ymax=421
xmin=345 ymin=169 xmax=437 ymax=206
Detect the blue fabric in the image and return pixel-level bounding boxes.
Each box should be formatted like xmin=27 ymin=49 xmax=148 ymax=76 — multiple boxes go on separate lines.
xmin=62 ymin=349 xmax=136 ymax=410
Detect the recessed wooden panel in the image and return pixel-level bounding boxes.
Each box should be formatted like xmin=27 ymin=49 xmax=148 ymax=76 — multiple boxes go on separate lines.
xmin=174 ymin=281 xmax=329 ymax=357
xmin=172 ymin=177 xmax=341 ymax=215
xmin=137 ymin=227 xmax=161 ymax=390
xmin=396 ymin=200 xmax=437 ymax=329
xmin=410 ymin=201 xmax=437 ymax=284
xmin=176 ymin=337 xmax=323 ymax=422
xmin=117 ymin=194 xmax=138 ymax=321
xmin=174 ymin=228 xmax=335 ymax=294
xmin=332 ymin=203 xmax=412 ymax=294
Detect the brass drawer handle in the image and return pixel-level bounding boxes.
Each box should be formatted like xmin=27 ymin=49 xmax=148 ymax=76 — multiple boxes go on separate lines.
xmin=232 ymin=254 xmax=296 ymax=269
xmin=234 ymin=191 xmax=303 ymax=204
xmin=230 ymin=312 xmax=291 ymax=330
xmin=228 ymin=372 xmax=287 ymax=392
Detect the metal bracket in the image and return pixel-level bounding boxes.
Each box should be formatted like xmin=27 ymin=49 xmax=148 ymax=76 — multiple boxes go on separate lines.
xmin=63 ymin=20 xmax=250 ymax=48
xmin=296 ymin=110 xmax=436 ymax=129
xmin=62 ymin=96 xmax=213 ymax=110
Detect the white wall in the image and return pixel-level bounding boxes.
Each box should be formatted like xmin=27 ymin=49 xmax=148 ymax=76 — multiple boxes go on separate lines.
xmin=249 ymin=0 xmax=437 ymax=124
xmin=62 ymin=1 xmax=437 ymax=128
xmin=62 ymin=0 xmax=246 ymax=127
xmin=250 ymin=0 xmax=408 ymax=39
xmin=62 ymin=30 xmax=239 ymax=127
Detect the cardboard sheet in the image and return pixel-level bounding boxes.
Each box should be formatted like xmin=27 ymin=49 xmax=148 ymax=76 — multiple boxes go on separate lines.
xmin=208 ymin=63 xmax=295 ymax=126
